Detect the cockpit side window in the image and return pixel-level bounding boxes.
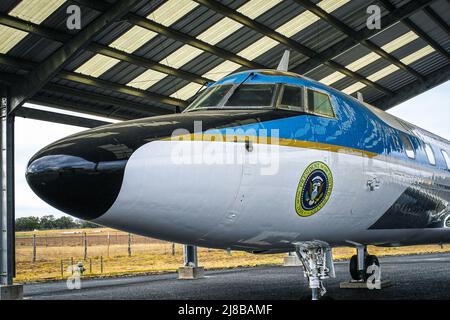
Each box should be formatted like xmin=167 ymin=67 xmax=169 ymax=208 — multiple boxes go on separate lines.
xmin=307 ymin=89 xmax=335 ymax=118
xmin=399 ymin=134 xmax=415 ymax=159
xmin=225 ymin=84 xmax=276 ymax=107
xmin=278 ymin=85 xmax=304 ymax=111
xmin=185 ymin=85 xmax=233 ymax=111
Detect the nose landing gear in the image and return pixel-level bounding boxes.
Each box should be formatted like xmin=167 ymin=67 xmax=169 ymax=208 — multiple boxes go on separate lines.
xmin=294 ymin=241 xmax=335 ymax=300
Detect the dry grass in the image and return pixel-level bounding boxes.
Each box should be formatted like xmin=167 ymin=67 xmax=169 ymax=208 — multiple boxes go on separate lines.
xmin=14 ymin=228 xmax=450 ymax=283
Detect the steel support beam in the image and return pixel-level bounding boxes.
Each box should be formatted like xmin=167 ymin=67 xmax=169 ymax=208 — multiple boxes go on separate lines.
xmin=193 ymin=0 xmax=393 ymax=96
xmin=58 ymin=71 xmax=186 ymax=110
xmin=14 ymin=107 xmax=111 ymax=128
xmin=73 ymin=0 xmax=265 ymax=69
xmin=293 ymin=0 xmax=437 ymax=74
xmin=126 ymin=13 xmax=263 ymax=70
xmin=0 ymin=13 xmax=212 ymax=86
xmin=294 ymin=0 xmax=425 ymax=81
xmin=0 ymin=53 xmax=183 ymax=114
xmin=372 ymin=63 xmax=450 ymax=110
xmin=9 ymin=0 xmax=141 ymax=112
xmin=379 ymin=0 xmax=450 ymax=61
xmin=42 ymin=84 xmax=166 ymax=117
xmin=0 ymin=86 xmax=15 ymax=286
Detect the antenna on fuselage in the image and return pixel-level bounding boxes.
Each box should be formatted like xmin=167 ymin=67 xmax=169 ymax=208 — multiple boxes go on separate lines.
xmin=277 ymin=50 xmax=290 ymax=71
xmin=357 ymin=92 xmax=364 ymax=102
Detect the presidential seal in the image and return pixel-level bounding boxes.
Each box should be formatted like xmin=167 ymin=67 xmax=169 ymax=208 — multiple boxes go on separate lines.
xmin=295 ymin=161 xmax=333 ymax=217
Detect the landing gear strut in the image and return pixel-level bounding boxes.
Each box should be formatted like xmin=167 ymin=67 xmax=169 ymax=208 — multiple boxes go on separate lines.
xmin=295 ymin=241 xmax=335 ymax=300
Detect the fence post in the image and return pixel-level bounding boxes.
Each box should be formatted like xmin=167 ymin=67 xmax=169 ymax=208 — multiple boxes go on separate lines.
xmin=107 ymin=232 xmax=110 ymax=258
xmin=83 ymin=232 xmax=87 ymax=260
xmin=128 ymin=233 xmax=132 ymax=257
xmin=89 ymin=258 xmax=92 ymax=273
xmin=172 ymin=243 xmax=175 ymax=256
xmin=32 ymin=234 xmax=37 ymax=262
xmin=100 ymin=256 xmax=103 ymax=273
xmin=71 ymin=257 xmax=74 ymax=274
xmin=60 ymin=260 xmax=64 ymax=278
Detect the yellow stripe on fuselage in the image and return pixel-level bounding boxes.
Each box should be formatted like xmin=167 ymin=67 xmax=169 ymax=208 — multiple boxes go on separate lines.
xmin=164 ymin=133 xmax=378 ymax=159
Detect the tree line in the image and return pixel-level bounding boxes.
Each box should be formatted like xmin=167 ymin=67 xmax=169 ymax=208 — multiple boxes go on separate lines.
xmin=15 ymin=215 xmax=101 ymax=231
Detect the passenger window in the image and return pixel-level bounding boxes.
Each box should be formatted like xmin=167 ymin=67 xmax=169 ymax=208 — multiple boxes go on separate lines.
xmin=442 ymin=150 xmax=450 ymax=169
xmin=279 ymin=85 xmax=303 ymax=111
xmin=307 ymin=89 xmax=334 ymax=117
xmin=424 ymin=144 xmax=436 ymax=165
xmin=399 ymin=134 xmax=415 ymax=159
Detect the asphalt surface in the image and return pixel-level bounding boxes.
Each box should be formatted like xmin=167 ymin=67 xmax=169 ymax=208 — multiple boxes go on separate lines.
xmin=23 ymin=252 xmax=450 ymax=300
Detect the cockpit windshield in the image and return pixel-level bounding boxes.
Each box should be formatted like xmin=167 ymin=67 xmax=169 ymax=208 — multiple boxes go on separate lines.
xmin=184 ymin=84 xmax=276 ymax=112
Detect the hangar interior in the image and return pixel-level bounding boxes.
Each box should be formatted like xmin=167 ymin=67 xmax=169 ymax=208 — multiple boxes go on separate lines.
xmin=0 ymin=0 xmax=449 ymax=294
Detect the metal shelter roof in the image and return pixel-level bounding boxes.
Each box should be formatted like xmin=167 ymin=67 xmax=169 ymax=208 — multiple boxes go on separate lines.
xmin=0 ymin=0 xmax=449 ymax=126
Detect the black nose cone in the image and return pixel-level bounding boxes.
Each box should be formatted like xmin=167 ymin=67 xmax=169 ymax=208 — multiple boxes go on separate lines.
xmin=26 ymin=128 xmax=129 ymax=220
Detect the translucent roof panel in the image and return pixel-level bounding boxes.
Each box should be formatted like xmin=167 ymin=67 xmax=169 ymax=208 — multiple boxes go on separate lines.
xmin=109 ymin=26 xmax=158 ymax=53
xmin=0 ymin=25 xmax=28 ymax=54
xmin=146 ymin=0 xmax=198 ymax=27
xmin=8 ymin=0 xmax=66 ymax=24
xmin=75 ymin=54 xmax=121 ymax=78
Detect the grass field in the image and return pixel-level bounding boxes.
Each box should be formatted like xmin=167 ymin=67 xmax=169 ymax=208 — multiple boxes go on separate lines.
xmin=15 ymin=228 xmax=450 ymax=283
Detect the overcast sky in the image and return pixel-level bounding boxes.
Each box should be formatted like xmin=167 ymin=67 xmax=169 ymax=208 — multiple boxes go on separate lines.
xmin=14 ymin=80 xmax=450 ymax=218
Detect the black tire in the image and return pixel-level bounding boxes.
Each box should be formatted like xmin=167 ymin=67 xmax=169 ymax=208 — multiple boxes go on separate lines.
xmin=349 ymin=255 xmax=361 ymax=280
xmin=365 ymin=255 xmax=379 ymax=268
xmin=364 ymin=255 xmax=380 ymax=280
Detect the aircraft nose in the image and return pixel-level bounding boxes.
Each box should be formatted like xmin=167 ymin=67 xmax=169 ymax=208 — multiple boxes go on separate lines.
xmin=26 ymin=129 xmax=129 ymax=220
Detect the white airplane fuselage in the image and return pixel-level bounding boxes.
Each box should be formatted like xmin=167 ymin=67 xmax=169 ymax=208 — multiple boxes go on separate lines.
xmin=26 ymin=70 xmax=450 ymax=254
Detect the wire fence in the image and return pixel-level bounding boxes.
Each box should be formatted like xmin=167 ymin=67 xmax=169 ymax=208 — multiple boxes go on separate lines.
xmin=16 ymin=231 xmax=179 ymax=263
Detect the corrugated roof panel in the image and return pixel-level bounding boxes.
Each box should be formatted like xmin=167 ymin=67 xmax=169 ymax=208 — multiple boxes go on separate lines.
xmin=240 ymin=0 xmax=282 ymax=19
xmin=0 ymin=25 xmax=28 ymax=54
xmin=411 ymin=52 xmax=448 ymax=76
xmin=100 ymin=63 xmax=146 ymax=85
xmin=127 ymin=69 xmax=167 ymax=90
xmin=75 ymin=54 xmax=121 ymax=78
xmin=146 ymin=0 xmax=198 ymax=27
xmin=170 ymin=82 xmax=203 ymax=100
xmin=0 ymin=1 xmax=19 ymax=12
xmin=206 ymin=60 xmax=242 ymax=81
xmin=168 ymin=0 xmax=351 ymax=100
xmin=8 ymin=0 xmax=65 ymax=24
xmin=318 ymin=30 xmax=420 ymax=86
xmin=342 ymin=82 xmax=365 ymax=95
xmin=7 ymin=34 xmax=62 ymax=62
xmin=238 ymin=37 xmax=279 ymax=60
xmin=368 ymin=65 xmax=400 ymax=82
xmin=409 ymin=10 xmax=450 ymax=52
xmin=160 ymin=45 xmax=204 ymax=69
xmin=145 ymin=0 xmax=281 ymax=80
xmin=340 ymin=42 xmax=436 ymax=95
xmin=320 ymin=72 xmax=346 ymax=85
xmin=382 ymin=31 xmax=419 ymax=52
xmin=196 ymin=17 xmax=242 ymax=45
xmin=401 ymin=45 xmax=435 ymax=65
xmin=109 ymin=26 xmax=157 ymax=53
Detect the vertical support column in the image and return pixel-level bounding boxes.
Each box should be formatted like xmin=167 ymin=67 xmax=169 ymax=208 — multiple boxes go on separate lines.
xmin=183 ymin=245 xmax=197 ymax=267
xmin=283 ymin=251 xmax=301 ymax=266
xmin=178 ymin=245 xmax=204 ymax=280
xmin=0 ymin=87 xmax=22 ymax=299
